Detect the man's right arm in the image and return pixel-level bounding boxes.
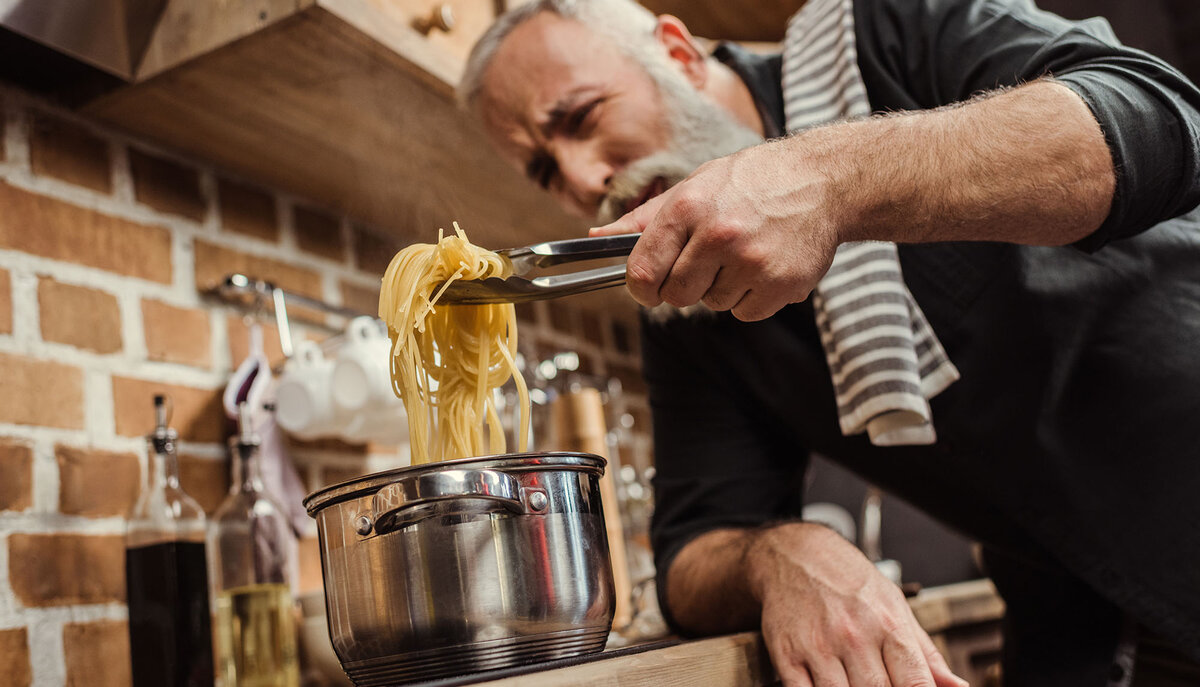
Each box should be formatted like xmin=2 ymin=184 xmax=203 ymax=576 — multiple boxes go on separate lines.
xmin=667 ymin=523 xmax=967 ymax=687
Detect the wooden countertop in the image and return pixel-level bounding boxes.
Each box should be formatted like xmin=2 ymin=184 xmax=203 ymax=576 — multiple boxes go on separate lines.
xmin=471 ymin=633 xmax=775 ymax=687
xmin=454 ymin=579 xmax=1003 ymax=687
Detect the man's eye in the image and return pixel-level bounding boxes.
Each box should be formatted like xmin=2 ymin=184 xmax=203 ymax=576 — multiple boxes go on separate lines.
xmin=566 ymin=99 xmax=601 ymax=134
xmin=529 ymin=157 xmax=557 ymax=190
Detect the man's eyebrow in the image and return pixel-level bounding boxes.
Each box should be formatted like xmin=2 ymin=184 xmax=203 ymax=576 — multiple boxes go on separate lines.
xmin=537 ymin=89 xmax=590 ymax=137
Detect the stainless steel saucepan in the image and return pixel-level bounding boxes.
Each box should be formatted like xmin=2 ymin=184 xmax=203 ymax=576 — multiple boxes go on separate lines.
xmin=303 ymin=452 xmax=615 ymax=686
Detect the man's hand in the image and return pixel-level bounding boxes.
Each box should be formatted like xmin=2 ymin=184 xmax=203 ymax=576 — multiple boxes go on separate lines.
xmin=666 ymin=524 xmax=968 ymax=687
xmin=748 ymin=524 xmax=967 ymax=687
xmin=591 ymin=138 xmax=843 ymax=322
xmin=593 ymin=80 xmax=1114 ymax=322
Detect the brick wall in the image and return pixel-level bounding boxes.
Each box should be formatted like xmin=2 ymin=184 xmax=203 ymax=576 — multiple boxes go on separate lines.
xmin=0 ymin=88 xmax=649 ymax=686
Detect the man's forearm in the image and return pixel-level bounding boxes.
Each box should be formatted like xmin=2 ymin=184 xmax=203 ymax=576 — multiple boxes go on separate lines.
xmin=800 ymin=79 xmax=1116 ymax=246
xmin=664 ymin=528 xmax=762 ymax=634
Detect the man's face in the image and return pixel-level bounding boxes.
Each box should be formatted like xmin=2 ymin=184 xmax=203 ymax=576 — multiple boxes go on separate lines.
xmin=476 ymin=12 xmax=761 ymax=223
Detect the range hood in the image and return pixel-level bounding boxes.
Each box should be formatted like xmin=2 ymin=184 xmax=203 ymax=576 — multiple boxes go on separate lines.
xmin=0 ymin=0 xmax=166 ymax=80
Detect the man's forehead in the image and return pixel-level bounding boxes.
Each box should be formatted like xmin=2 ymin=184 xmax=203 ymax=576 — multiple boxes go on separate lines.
xmin=478 ymin=13 xmax=636 ymax=154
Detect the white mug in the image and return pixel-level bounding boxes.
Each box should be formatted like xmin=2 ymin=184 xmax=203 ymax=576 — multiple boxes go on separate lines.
xmin=275 ymin=341 xmax=342 ymax=439
xmin=342 ymin=404 xmax=410 ymax=446
xmin=332 ymin=317 xmax=397 ymax=413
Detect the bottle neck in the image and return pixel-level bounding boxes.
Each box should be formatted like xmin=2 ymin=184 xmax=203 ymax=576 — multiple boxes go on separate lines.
xmin=148 ymin=436 xmax=180 ymax=492
xmin=231 ymin=442 xmax=264 ymax=494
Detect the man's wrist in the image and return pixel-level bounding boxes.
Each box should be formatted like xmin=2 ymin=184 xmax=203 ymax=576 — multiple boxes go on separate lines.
xmin=743 ymin=521 xmax=831 ymax=603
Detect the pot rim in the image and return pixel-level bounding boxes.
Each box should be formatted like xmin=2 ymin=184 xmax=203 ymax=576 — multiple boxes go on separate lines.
xmin=302 ymin=451 xmax=607 ymax=515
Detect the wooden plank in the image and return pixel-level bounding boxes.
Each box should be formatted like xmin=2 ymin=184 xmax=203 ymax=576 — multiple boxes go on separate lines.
xmin=471 ymin=633 xmax=776 ymax=687
xmin=83 ymin=0 xmax=588 ymax=254
xmin=908 ymin=578 xmax=1005 ymax=634
xmin=134 ymin=0 xmax=313 ymax=80
xmin=637 ymin=0 xmax=806 ymax=42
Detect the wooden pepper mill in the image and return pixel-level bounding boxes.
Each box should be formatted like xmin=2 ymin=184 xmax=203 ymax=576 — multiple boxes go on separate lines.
xmin=549 ymin=386 xmax=633 ymax=631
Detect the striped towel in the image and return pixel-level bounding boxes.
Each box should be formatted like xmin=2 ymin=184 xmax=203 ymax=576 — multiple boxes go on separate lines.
xmin=783 ymin=0 xmax=959 ymax=446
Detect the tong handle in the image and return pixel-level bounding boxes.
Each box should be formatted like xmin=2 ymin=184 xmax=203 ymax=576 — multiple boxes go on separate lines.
xmin=504 ymin=233 xmax=639 ymax=272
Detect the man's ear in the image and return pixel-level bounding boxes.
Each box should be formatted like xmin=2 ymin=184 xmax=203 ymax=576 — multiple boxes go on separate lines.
xmin=654 ymin=15 xmax=707 ymax=89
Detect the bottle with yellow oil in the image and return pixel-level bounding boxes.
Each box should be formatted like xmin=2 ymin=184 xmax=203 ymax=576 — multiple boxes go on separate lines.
xmin=208 ymin=403 xmax=299 ymax=687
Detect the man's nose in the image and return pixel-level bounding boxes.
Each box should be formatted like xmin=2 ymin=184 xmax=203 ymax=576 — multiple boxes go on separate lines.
xmin=556 ymin=145 xmax=612 ymax=214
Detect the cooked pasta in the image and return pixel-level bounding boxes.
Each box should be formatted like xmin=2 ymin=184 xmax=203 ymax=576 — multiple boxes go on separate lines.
xmin=378 ymin=223 xmax=529 ymax=464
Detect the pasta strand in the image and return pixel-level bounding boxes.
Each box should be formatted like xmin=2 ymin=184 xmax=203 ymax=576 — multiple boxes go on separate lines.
xmin=378 ymin=223 xmax=530 ymax=464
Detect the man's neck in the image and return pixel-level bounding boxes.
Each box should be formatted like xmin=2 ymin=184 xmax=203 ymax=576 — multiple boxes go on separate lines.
xmin=705 ymin=58 xmax=766 ymax=137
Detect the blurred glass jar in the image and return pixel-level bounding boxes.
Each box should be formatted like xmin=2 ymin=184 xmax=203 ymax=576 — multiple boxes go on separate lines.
xmin=208 ymin=403 xmax=300 ymax=687
xmin=125 ymin=395 xmax=214 ymax=687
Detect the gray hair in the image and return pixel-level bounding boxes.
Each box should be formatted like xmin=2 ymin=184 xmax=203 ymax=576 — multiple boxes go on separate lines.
xmin=458 ymin=0 xmax=663 ymax=110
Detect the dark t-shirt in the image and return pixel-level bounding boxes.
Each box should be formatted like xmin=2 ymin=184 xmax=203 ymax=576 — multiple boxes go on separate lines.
xmin=648 ymin=0 xmax=1200 ymax=683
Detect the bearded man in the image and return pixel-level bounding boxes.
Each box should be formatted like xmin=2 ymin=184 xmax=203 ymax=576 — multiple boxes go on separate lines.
xmin=459 ymin=0 xmax=1200 ymax=685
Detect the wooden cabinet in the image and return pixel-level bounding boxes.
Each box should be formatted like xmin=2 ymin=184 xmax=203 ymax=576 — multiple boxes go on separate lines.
xmin=82 ymin=0 xmax=589 ymax=254
xmin=369 ymin=0 xmax=501 ymax=64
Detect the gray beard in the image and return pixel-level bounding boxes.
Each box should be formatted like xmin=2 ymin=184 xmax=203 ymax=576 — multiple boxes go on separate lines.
xmin=598 ymin=65 xmax=765 ymax=322
xmin=596 ymin=69 xmax=764 ymax=225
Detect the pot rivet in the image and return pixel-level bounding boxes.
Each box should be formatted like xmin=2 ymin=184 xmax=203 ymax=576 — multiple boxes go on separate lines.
xmin=528 ymin=491 xmax=548 ymax=512
xmin=354 ymin=515 xmax=373 ymax=535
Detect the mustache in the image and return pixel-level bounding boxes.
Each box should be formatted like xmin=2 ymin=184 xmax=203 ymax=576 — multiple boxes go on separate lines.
xmin=596 ymin=151 xmax=694 ymax=225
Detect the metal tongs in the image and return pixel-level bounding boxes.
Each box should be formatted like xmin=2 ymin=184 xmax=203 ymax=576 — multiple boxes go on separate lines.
xmin=437 ymin=234 xmax=639 ymax=304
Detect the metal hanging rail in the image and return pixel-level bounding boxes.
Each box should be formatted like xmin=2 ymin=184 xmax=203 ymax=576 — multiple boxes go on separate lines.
xmin=213 ymin=273 xmax=373 ymax=358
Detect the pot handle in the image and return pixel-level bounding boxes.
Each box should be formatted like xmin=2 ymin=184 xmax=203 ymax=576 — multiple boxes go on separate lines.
xmin=369 ymin=468 xmax=526 ymax=534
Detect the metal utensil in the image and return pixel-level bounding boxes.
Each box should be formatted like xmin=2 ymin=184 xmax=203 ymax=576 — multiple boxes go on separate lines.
xmin=303 ymin=452 xmax=615 ymax=686
xmin=437 ymin=234 xmax=640 ymax=304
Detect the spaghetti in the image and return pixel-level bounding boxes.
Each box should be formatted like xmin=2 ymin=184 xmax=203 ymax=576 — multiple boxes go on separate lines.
xmin=378 ymin=223 xmax=530 ymax=464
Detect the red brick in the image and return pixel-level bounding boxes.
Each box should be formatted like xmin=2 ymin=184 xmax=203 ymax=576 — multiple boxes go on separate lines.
xmin=38 ymin=277 xmax=122 ymax=353
xmin=8 ymin=534 xmax=125 ymax=606
xmin=56 ymin=446 xmax=140 ymax=518
xmin=193 ymin=239 xmax=322 ymax=300
xmin=112 ymin=377 xmax=225 ymax=443
xmin=128 ymin=147 xmax=205 ymax=221
xmin=293 ymin=205 xmax=344 ymax=261
xmin=62 ymin=620 xmax=131 ymax=687
xmin=141 ymin=299 xmax=210 ymax=367
xmin=352 ymin=225 xmax=404 ymax=276
xmin=28 ymin=113 xmax=111 ymax=194
xmin=0 ymin=267 xmax=11 ymax=335
xmin=0 ymin=181 xmax=172 ymax=283
xmin=340 ymin=280 xmax=379 ymax=317
xmin=226 ymin=315 xmax=287 ymax=368
xmin=0 ymin=352 xmax=84 ymax=429
xmin=0 ymin=627 xmax=32 ymax=687
xmin=0 ymin=440 xmax=33 ymax=512
xmin=178 ymin=454 xmax=230 ymax=515
xmin=218 ymin=177 xmax=278 ymax=242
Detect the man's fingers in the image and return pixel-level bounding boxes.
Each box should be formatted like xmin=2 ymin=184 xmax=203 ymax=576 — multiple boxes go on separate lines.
xmin=881 ymin=630 xmax=937 ymax=687
xmin=588 ymin=191 xmax=668 ymax=237
xmin=730 ymin=289 xmax=788 ymax=322
xmin=916 ymin=628 xmax=969 ymax=687
xmin=805 ymin=657 xmax=851 ymax=687
xmin=659 ymin=239 xmax=723 ymax=308
xmin=622 ymin=193 xmax=691 ymax=308
xmin=701 ymin=267 xmax=750 ymax=311
xmin=776 ymin=664 xmax=816 ymax=687
xmin=840 ymin=644 xmax=893 ymax=687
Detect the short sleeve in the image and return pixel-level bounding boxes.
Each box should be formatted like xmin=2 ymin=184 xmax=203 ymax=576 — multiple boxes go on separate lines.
xmin=854 ymin=0 xmax=1200 ymax=250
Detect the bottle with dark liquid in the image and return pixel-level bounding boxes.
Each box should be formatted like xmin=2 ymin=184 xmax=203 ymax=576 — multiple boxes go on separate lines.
xmin=125 ymin=394 xmax=215 ymax=687
xmin=208 ymin=402 xmax=300 ymax=687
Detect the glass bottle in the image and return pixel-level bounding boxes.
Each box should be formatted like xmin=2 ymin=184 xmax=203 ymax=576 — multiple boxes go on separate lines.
xmin=125 ymin=394 xmax=215 ymax=687
xmin=208 ymin=402 xmax=300 ymax=687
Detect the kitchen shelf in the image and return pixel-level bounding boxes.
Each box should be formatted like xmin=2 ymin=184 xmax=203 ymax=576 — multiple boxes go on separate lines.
xmin=81 ymin=0 xmax=587 ymax=251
